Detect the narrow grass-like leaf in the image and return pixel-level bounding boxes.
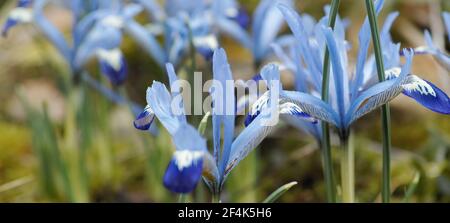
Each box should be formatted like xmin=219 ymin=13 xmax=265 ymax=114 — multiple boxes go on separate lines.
xmin=403 ymin=172 xmax=420 ymax=203
xmin=263 ymin=181 xmax=298 ymax=203
xmin=198 ymin=112 xmax=211 ymax=136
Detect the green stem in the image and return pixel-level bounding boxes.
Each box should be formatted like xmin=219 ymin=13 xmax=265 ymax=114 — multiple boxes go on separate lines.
xmin=340 ymin=134 xmax=354 ymax=203
xmin=365 ymin=0 xmax=391 ymax=203
xmin=320 ymin=0 xmax=340 ymax=203
xmin=178 ymin=194 xmax=188 ymax=203
xmin=211 ymin=190 xmax=221 ymax=203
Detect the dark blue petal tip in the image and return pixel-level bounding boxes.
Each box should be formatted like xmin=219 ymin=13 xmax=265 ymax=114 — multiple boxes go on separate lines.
xmin=403 ymin=77 xmax=450 ymax=115
xmin=196 ymin=46 xmax=214 ymax=61
xmin=133 ymin=108 xmax=155 ymax=131
xmin=244 ymin=111 xmax=259 ymax=127
xmin=2 ymin=19 xmax=18 ymax=37
xmin=230 ymin=7 xmax=250 ymax=29
xmin=99 ymin=55 xmax=127 ymax=86
xmin=163 ymin=151 xmax=204 ymax=194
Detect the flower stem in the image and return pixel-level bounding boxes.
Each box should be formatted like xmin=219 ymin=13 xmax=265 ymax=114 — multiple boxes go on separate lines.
xmin=178 ymin=194 xmax=187 ymax=203
xmin=212 ymin=191 xmax=220 ymax=203
xmin=340 ymin=134 xmax=354 ymax=203
xmin=321 ymin=0 xmax=341 ymax=203
xmin=365 ymin=0 xmax=391 ymax=203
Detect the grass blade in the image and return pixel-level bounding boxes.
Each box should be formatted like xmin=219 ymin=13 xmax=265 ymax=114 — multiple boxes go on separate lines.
xmin=403 ymin=172 xmax=420 ymax=203
xmin=263 ymin=181 xmax=298 ymax=203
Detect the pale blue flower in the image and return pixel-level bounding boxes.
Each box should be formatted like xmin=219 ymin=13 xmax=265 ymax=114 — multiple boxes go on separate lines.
xmin=213 ymin=0 xmax=293 ymax=65
xmin=134 ymin=48 xmax=316 ymax=193
xmin=247 ymin=2 xmax=449 ymax=141
xmin=2 ymin=0 xmax=159 ymax=134
xmin=128 ymin=0 xmax=225 ymax=66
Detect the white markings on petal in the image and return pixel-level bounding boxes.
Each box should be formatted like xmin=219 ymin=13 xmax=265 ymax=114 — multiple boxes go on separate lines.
xmin=96 ymin=48 xmax=123 ymax=71
xmin=245 ymin=91 xmax=319 ymax=126
xmin=226 ymin=8 xmax=239 ymax=18
xmin=100 ymin=15 xmax=124 ymax=29
xmin=173 ymin=150 xmax=204 ymax=171
xmin=385 ymin=67 xmax=401 ymax=80
xmin=279 ymin=102 xmax=318 ymax=123
xmin=193 ymin=34 xmax=219 ymax=50
xmin=249 ymin=91 xmax=270 ymax=117
xmin=386 ymin=68 xmax=437 ymax=97
xmin=8 ymin=7 xmax=33 ymax=23
xmin=402 ymin=75 xmax=437 ymax=97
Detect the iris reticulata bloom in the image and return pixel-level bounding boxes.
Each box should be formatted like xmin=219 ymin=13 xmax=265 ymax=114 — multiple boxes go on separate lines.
xmin=214 ymin=0 xmax=293 ymax=65
xmin=246 ymin=3 xmax=450 ymax=140
xmin=134 ymin=48 xmax=317 ymax=194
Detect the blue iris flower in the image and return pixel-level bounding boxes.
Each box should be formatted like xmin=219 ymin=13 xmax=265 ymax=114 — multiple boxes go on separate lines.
xmin=1 ymin=0 xmax=33 ymax=37
xmin=2 ymin=0 xmax=133 ymax=85
xmin=127 ymin=0 xmax=228 ymax=66
xmin=134 ymin=48 xmax=316 ymax=194
xmin=409 ymin=12 xmax=450 ymax=71
xmin=2 ymin=0 xmax=158 ymax=134
xmin=74 ymin=3 xmax=144 ymax=85
xmin=213 ymin=0 xmax=293 ymax=65
xmin=246 ymin=2 xmax=450 ymax=141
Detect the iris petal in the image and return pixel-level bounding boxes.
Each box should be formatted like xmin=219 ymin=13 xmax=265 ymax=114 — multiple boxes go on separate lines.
xmin=245 ymin=91 xmax=320 ymax=126
xmin=18 ymin=0 xmax=33 ymax=7
xmin=147 ymin=81 xmax=181 ymax=135
xmin=193 ymin=35 xmax=218 ymax=61
xmin=211 ymin=48 xmax=236 ymax=176
xmin=133 ymin=105 xmax=155 ymax=131
xmin=402 ymin=76 xmax=450 ymax=115
xmin=2 ymin=19 xmax=18 ymax=37
xmin=385 ymin=67 xmax=450 ymax=114
xmin=280 ymin=102 xmax=318 ymax=124
xmin=229 ymin=7 xmax=250 ymax=29
xmin=97 ymin=48 xmax=127 ymax=85
xmin=2 ymin=7 xmax=33 ymax=37
xmin=163 ymin=151 xmax=204 ymax=193
xmin=244 ymin=91 xmax=269 ymax=127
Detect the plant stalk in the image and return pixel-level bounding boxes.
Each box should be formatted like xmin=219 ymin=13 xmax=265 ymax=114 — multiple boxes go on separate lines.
xmin=212 ymin=190 xmax=220 ymax=203
xmin=320 ymin=0 xmax=341 ymax=203
xmin=365 ymin=0 xmax=391 ymax=203
xmin=340 ymin=134 xmax=354 ymax=203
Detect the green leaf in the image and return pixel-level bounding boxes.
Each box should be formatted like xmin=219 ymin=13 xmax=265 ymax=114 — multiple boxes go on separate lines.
xmin=263 ymin=181 xmax=298 ymax=203
xmin=403 ymin=172 xmax=420 ymax=203
xmin=197 ymin=111 xmax=211 ymax=136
